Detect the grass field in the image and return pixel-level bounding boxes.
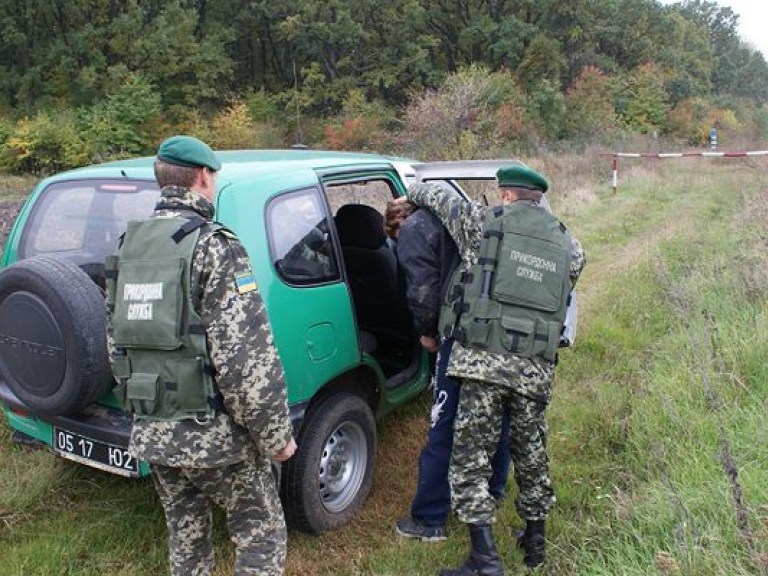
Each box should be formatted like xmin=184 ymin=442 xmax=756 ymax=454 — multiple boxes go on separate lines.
xmin=1 ymin=155 xmax=767 ymax=575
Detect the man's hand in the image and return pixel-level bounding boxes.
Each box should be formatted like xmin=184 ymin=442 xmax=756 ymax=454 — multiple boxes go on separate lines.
xmin=273 ymin=436 xmax=297 ymax=462
xmin=419 ymin=335 xmax=439 ymax=353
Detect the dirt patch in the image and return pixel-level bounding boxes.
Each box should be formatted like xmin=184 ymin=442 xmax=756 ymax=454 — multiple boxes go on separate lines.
xmin=0 ymin=201 xmax=23 ymax=257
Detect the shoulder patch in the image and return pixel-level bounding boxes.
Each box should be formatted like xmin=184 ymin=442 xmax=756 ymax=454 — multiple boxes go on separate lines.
xmin=235 ymin=272 xmax=257 ymax=294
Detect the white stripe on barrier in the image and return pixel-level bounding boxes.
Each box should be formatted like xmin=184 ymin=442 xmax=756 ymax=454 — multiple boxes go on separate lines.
xmin=602 ymin=150 xmax=768 ymax=193
xmin=610 ymin=150 xmax=768 ymax=159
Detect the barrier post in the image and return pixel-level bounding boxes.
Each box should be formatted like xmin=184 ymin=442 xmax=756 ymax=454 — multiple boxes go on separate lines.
xmin=612 ymin=156 xmax=618 ymax=194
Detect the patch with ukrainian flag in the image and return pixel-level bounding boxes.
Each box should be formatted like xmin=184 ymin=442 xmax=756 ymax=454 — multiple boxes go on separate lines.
xmin=235 ymin=271 xmax=257 ymax=294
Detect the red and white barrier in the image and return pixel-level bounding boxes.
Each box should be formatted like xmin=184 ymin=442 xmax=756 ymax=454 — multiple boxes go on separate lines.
xmin=602 ymin=150 xmax=768 ymax=193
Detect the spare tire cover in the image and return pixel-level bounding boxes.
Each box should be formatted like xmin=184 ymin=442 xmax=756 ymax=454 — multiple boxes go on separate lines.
xmin=0 ymin=255 xmax=114 ymax=416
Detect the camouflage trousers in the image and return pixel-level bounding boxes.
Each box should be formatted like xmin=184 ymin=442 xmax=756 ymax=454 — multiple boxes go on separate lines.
xmin=151 ymin=456 xmax=286 ymax=576
xmin=449 ymin=377 xmax=555 ymax=525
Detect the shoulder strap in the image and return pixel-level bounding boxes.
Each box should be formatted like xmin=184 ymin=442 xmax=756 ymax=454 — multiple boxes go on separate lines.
xmin=171 ymin=214 xmax=208 ymax=243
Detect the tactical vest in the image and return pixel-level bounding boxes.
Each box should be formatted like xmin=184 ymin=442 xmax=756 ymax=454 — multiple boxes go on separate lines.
xmin=440 ymin=202 xmax=572 ymax=363
xmin=105 ymin=215 xmax=223 ymax=422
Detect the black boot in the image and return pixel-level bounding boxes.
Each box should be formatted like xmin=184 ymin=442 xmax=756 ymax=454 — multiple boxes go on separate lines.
xmin=439 ymin=524 xmax=504 ymax=576
xmin=514 ymin=520 xmax=546 ymax=568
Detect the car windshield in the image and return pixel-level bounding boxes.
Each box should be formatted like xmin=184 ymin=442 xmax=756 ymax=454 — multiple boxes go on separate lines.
xmin=19 ymin=179 xmax=160 ymax=265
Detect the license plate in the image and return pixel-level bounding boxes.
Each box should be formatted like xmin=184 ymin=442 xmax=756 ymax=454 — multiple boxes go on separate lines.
xmin=53 ymin=427 xmax=139 ymax=477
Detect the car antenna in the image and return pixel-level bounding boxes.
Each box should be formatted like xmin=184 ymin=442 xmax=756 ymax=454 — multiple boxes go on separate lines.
xmin=292 ymin=58 xmax=304 ymax=147
xmin=481 ymin=193 xmax=489 ymax=206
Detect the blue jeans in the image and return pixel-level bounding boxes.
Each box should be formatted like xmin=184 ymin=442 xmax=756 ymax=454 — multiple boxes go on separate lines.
xmin=410 ymin=338 xmax=512 ymax=527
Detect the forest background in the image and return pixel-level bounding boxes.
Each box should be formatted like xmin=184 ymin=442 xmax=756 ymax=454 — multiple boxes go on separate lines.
xmin=1 ymin=0 xmax=768 ymax=174
xmin=2 ymin=1 xmax=768 ymax=574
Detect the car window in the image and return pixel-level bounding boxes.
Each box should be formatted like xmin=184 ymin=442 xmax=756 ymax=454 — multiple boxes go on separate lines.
xmin=19 ymin=179 xmax=160 ymax=264
xmin=267 ymin=188 xmax=339 ymax=285
xmin=324 ymin=179 xmax=395 ymax=216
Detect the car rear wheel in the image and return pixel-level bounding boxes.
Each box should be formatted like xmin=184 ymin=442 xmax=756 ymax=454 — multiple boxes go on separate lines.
xmin=282 ymin=392 xmax=376 ymax=534
xmin=0 ymin=255 xmax=113 ymax=416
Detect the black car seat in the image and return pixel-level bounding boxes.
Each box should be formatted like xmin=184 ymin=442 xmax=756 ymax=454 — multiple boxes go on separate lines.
xmin=334 ymin=204 xmax=412 ymax=352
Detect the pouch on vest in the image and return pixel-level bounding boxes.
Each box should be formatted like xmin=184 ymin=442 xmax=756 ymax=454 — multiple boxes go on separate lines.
xmin=125 ymin=372 xmax=160 ymax=416
xmin=500 ymin=316 xmax=534 ymax=354
xmin=493 ymin=233 xmax=569 ymax=312
xmin=112 ymin=257 xmax=186 ymax=350
xmin=164 ymin=357 xmax=211 ymax=413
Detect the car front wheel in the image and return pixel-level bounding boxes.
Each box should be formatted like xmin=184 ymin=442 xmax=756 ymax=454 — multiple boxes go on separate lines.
xmin=282 ymin=392 xmax=376 ymax=534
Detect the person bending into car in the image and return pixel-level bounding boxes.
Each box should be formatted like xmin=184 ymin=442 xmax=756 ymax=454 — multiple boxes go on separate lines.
xmin=385 ymin=194 xmax=511 ymax=543
xmin=106 ymin=135 xmax=296 ymax=576
xmin=405 ymin=166 xmax=585 ymax=574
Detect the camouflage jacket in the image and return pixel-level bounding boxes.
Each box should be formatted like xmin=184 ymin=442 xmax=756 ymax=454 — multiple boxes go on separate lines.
xmin=408 ymin=183 xmax=586 ymax=400
xmin=396 ymin=208 xmax=460 ymax=338
xmin=111 ymin=186 xmax=293 ymax=467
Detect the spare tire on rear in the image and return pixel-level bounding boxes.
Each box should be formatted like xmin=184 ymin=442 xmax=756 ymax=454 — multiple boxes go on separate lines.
xmin=0 ymin=255 xmax=114 ymax=416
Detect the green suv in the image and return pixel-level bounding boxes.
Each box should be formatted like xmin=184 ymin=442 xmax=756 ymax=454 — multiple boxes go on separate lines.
xmin=0 ymin=151 xmax=575 ymax=534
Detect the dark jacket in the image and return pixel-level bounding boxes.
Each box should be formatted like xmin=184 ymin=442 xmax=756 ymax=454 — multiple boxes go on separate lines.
xmin=396 ymin=208 xmax=460 ymax=338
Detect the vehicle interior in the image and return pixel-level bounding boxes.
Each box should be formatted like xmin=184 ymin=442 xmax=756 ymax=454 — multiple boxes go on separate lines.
xmin=325 ymin=180 xmax=419 ymax=385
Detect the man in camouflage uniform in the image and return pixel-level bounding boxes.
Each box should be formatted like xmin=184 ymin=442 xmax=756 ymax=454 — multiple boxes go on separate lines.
xmin=385 ymin=195 xmax=512 ymax=542
xmin=108 ymin=135 xmax=296 ymax=576
xmin=407 ymin=165 xmax=585 ymax=574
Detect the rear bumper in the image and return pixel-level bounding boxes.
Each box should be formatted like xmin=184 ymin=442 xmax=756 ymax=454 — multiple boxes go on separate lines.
xmin=0 ymin=380 xmax=133 ymax=447
xmin=1 ymin=379 xmax=307 ymax=454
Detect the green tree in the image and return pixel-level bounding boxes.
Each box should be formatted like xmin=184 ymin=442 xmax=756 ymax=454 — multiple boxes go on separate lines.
xmin=656 ymin=12 xmax=714 ymax=104
xmin=516 ymin=33 xmax=565 ymax=89
xmin=127 ymin=1 xmax=234 ymax=111
xmin=563 ymin=65 xmax=620 ymax=142
xmin=671 ymin=0 xmax=768 ymax=102
xmin=277 ymin=0 xmax=434 ymax=113
xmin=78 ymin=74 xmax=162 ymax=162
xmin=619 ymin=62 xmax=670 ymax=134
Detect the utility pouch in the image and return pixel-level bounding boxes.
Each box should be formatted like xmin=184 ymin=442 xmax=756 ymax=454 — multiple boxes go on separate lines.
xmin=111 ymin=354 xmax=131 ymax=380
xmin=500 ymin=316 xmax=535 ymax=355
xmin=164 ymin=357 xmax=210 ymax=413
xmin=466 ymin=318 xmax=492 ymax=348
xmin=531 ymin=320 xmax=561 ymax=362
xmin=126 ymin=372 xmax=160 ymax=416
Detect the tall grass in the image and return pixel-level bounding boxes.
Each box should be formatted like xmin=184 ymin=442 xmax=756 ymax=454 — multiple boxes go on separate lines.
xmin=1 ymin=157 xmax=767 ymax=575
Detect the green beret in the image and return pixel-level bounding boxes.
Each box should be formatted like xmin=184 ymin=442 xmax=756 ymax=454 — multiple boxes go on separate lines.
xmin=496 ymin=165 xmax=549 ymax=192
xmin=157 ymin=135 xmax=221 ymax=171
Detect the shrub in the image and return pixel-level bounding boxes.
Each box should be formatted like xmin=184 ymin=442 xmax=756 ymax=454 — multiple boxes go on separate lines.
xmin=175 ymin=101 xmax=286 ymax=151
xmin=246 ymin=89 xmax=280 ymax=124
xmin=0 ymin=112 xmax=85 ymax=175
xmin=666 ymin=98 xmax=710 ymax=145
xmin=77 ymin=74 xmax=162 ymax=163
xmin=321 ymin=89 xmax=393 ymax=151
xmin=397 ymin=64 xmax=532 ymax=160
